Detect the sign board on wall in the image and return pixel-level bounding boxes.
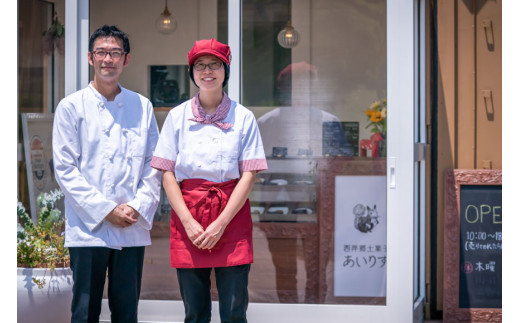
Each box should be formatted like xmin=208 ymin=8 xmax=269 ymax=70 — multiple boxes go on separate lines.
xmin=444 ymin=169 xmax=502 ymax=322
xmin=334 ymin=175 xmax=387 ymax=297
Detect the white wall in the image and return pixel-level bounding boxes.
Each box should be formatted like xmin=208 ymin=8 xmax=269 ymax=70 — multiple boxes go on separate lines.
xmin=89 ymin=0 xmax=217 ymax=97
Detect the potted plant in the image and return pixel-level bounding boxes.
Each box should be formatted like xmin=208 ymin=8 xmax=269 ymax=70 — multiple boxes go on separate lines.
xmin=17 ymin=189 xmax=72 ymax=322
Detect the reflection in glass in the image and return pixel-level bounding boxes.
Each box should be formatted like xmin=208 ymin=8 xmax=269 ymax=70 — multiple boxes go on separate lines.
xmin=142 ymin=0 xmax=387 ymax=306
xmin=18 ymin=0 xmax=55 ymax=113
xmin=258 ymin=61 xmax=353 ymax=158
xmin=245 ymin=0 xmax=387 ymax=305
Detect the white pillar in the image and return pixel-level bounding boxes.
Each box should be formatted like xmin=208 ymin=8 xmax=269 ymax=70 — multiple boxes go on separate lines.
xmin=65 ymin=0 xmax=89 ymax=96
xmin=227 ymin=0 xmax=241 ymax=103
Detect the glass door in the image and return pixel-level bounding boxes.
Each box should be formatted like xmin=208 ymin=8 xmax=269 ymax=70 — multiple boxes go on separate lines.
xmin=226 ymin=0 xmax=420 ymax=321
xmin=70 ymin=0 xmax=423 ymax=321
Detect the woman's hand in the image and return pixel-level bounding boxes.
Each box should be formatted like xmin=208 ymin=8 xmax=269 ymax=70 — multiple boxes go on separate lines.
xmin=192 ymin=171 xmax=256 ymax=250
xmin=163 ymin=171 xmax=205 ymax=246
xmin=193 ymin=219 xmax=226 ymax=250
xmin=182 ymin=217 xmax=205 ymax=245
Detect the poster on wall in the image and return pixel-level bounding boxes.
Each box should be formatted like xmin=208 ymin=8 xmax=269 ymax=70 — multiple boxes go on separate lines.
xmin=334 ymin=175 xmax=387 ymax=297
xmin=22 ymin=113 xmax=62 ymax=221
xmin=149 ymin=65 xmax=190 ymax=108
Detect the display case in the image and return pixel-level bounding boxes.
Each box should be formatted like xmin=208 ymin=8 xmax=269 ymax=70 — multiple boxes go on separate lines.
xmin=249 ymin=157 xmax=318 ymax=223
xmin=249 ymin=157 xmax=320 ymax=303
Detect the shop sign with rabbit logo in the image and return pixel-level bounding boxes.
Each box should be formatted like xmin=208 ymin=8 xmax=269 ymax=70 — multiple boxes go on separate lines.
xmin=334 ymin=176 xmax=387 ymax=297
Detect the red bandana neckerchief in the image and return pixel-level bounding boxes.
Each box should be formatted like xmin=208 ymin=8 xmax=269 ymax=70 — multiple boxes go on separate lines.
xmin=189 ymin=92 xmax=232 ymax=130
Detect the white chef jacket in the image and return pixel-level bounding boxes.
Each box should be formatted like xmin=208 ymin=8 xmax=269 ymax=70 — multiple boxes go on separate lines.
xmin=257 ymin=106 xmax=341 ymax=157
xmin=151 ymin=95 xmax=267 ymax=181
xmin=53 ymin=82 xmax=162 ymax=249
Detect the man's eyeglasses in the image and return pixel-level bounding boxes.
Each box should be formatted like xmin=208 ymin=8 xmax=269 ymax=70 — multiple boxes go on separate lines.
xmin=91 ymin=50 xmax=126 ymax=60
xmin=193 ymin=62 xmax=223 ymax=71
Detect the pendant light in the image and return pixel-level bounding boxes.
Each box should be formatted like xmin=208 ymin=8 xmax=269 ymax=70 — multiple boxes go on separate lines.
xmin=277 ymin=1 xmax=300 ymax=48
xmin=155 ymin=0 xmax=177 ymax=34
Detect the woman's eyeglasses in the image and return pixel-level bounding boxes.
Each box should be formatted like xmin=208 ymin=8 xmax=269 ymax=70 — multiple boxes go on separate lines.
xmin=193 ymin=62 xmax=223 ymax=71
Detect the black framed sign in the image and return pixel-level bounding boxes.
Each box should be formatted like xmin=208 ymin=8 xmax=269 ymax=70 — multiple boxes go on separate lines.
xmin=444 ymin=169 xmax=502 ymax=322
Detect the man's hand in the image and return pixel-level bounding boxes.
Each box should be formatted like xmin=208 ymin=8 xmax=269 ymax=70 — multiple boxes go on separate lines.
xmin=105 ymin=205 xmax=137 ymax=228
xmin=121 ymin=204 xmax=140 ymax=220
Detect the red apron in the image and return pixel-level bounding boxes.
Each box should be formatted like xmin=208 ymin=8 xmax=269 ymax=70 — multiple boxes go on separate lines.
xmin=169 ymin=178 xmax=253 ymax=268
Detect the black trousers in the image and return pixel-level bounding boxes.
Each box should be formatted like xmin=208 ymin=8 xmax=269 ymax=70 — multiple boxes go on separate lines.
xmin=176 ymin=264 xmax=251 ymax=323
xmin=68 ymin=246 xmax=145 ymax=323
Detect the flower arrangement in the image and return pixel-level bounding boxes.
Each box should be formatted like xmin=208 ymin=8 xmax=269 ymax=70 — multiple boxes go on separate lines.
xmin=364 ymin=99 xmax=387 ymax=135
xmin=17 ymin=189 xmax=69 ymax=274
xmin=361 ymin=99 xmax=387 ymax=157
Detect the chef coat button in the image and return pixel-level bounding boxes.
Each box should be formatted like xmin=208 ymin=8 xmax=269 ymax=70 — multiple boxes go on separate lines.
xmin=118 ymin=103 xmax=123 ymax=107
xmin=110 ymin=184 xmax=115 ymax=188
xmin=129 ymin=183 xmax=133 ymax=187
xmin=197 ymin=164 xmax=202 ymax=168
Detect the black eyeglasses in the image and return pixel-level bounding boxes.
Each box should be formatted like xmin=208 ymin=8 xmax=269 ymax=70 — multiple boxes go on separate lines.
xmin=91 ymin=50 xmax=126 ymax=60
xmin=193 ymin=62 xmax=223 ymax=71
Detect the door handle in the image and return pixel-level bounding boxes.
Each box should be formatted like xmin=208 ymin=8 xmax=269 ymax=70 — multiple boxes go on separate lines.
xmin=389 ymin=157 xmax=396 ymax=189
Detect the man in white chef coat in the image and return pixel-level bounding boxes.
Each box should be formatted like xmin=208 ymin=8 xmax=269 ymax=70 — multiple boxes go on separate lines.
xmin=52 ymin=25 xmax=161 ymax=323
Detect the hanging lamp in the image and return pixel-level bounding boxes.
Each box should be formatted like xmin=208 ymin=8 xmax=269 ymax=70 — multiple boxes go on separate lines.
xmin=277 ymin=2 xmax=300 ymax=48
xmin=155 ymin=0 xmax=177 ymax=34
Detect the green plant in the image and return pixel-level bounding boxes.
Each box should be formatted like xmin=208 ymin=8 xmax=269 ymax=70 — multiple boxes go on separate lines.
xmin=42 ymin=12 xmax=65 ymax=55
xmin=17 ymin=189 xmax=69 ymax=273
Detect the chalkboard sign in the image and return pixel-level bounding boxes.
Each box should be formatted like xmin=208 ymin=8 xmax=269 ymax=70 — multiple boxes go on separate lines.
xmin=444 ymin=170 xmax=502 ymax=322
xmin=341 ymin=122 xmax=359 ymax=157
xmin=459 ymin=185 xmax=502 ymax=308
xmin=322 ymin=121 xmax=354 ymax=156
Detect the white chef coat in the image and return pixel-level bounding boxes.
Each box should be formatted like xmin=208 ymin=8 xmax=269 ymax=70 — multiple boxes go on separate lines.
xmin=257 ymin=106 xmax=341 ymax=157
xmin=151 ymin=96 xmax=267 ymax=181
xmin=53 ymin=82 xmax=162 ymax=249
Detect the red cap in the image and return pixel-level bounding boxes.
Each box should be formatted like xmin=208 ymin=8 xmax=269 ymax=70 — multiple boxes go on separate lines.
xmin=187 ymin=38 xmax=231 ymax=66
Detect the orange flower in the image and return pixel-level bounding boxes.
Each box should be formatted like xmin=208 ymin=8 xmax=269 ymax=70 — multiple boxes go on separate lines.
xmin=370 ymin=111 xmax=383 ymax=123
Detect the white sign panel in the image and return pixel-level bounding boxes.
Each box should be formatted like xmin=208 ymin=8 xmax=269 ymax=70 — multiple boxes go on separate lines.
xmin=334 ymin=175 xmax=387 ymax=297
xmin=21 ymin=113 xmax=61 ymax=221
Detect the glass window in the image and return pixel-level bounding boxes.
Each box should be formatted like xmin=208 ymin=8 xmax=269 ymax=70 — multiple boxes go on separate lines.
xmin=18 ymin=0 xmax=56 ymax=114
xmin=243 ymin=0 xmax=388 ymax=304
xmin=18 ymin=0 xmax=56 ymax=213
xmin=89 ymin=0 xmax=388 ymax=307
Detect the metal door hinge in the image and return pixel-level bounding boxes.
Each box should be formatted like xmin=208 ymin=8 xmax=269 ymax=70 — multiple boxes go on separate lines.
xmin=414 ymin=142 xmax=426 ymax=162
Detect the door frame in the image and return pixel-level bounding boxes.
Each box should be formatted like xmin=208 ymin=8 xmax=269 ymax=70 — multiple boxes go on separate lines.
xmin=66 ymin=0 xmax=424 ymax=321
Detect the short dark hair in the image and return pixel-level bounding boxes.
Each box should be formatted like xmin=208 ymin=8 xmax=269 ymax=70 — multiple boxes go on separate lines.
xmin=89 ymin=25 xmax=130 ymax=54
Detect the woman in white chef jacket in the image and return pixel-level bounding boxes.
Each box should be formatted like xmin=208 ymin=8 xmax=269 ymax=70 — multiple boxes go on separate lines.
xmin=150 ymin=38 xmax=267 ymax=323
